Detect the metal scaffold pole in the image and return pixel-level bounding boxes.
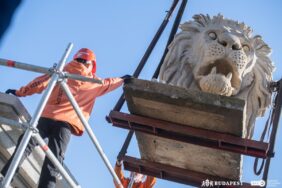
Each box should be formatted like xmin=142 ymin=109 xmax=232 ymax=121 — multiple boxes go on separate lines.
xmin=1 ymin=43 xmax=73 ymax=188
xmin=262 ymin=79 xmax=282 ymax=187
xmin=0 ymin=58 xmax=102 ymax=84
xmin=60 ymin=81 xmax=124 ymax=188
xmin=112 ymin=0 xmax=180 ymax=112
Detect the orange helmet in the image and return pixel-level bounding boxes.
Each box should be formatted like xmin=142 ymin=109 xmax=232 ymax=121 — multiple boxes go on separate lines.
xmin=73 ymin=48 xmax=97 ymax=74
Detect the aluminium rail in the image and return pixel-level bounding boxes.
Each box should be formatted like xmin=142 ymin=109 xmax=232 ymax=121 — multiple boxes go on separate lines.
xmin=0 ymin=58 xmax=102 ymax=84
xmin=0 ymin=43 xmax=123 ymax=188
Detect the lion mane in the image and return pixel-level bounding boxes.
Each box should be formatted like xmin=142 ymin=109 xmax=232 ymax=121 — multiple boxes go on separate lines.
xmin=159 ymin=14 xmax=274 ymax=138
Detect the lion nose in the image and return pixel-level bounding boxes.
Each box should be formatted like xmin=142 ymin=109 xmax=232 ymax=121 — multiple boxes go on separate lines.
xmin=218 ymin=33 xmax=241 ymax=50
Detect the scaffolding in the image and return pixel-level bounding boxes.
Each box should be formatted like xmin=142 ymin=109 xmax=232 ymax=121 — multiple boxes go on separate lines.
xmin=0 ymin=43 xmax=124 ymax=188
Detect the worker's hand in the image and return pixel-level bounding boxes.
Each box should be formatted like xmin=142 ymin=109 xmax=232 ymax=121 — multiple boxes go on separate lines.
xmin=121 ymin=75 xmax=133 ymax=80
xmin=5 ymin=89 xmax=17 ymax=96
xmin=121 ymin=75 xmax=133 ymax=84
xmin=105 ymin=116 xmax=111 ymax=123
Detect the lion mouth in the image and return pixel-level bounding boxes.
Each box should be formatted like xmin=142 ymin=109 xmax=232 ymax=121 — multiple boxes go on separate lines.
xmin=195 ymin=59 xmax=241 ymax=95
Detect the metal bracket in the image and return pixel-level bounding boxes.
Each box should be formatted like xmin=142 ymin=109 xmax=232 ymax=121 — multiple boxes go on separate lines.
xmin=28 ymin=126 xmax=39 ymax=134
xmin=57 ymin=71 xmax=67 ymax=82
xmin=270 ymin=81 xmax=280 ymax=92
xmin=109 ymin=110 xmax=270 ymax=158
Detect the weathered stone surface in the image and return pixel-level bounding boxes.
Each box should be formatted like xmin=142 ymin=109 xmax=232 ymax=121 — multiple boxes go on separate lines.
xmin=124 ymin=78 xmax=244 ymax=180
xmin=124 ymin=78 xmax=245 ymax=136
xmin=0 ymin=91 xmax=31 ymax=123
xmin=158 ymin=14 xmax=274 ymax=139
xmin=0 ymin=92 xmax=76 ymax=187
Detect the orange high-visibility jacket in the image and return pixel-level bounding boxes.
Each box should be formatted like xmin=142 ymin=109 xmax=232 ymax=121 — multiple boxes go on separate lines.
xmin=16 ymin=61 xmax=124 ymax=136
xmin=114 ymin=163 xmax=156 ymax=188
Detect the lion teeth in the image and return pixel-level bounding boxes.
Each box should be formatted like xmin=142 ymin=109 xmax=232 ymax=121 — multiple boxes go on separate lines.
xmin=227 ymin=72 xmax=232 ymax=81
xmin=210 ymin=67 xmax=217 ymax=74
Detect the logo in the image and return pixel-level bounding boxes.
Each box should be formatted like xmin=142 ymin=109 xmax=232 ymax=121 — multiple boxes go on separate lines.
xmin=201 ymin=179 xmax=242 ymax=187
xmin=250 ymin=180 xmax=265 ymax=187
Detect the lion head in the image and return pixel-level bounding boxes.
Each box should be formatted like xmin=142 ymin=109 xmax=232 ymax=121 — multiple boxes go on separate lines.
xmin=159 ymin=14 xmax=275 ymax=138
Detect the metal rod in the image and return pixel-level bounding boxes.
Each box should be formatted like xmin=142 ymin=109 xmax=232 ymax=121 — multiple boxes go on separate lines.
xmin=0 ymin=58 xmax=102 ymax=84
xmin=33 ymin=134 xmax=80 ymax=188
xmin=59 ymin=81 xmax=124 ymax=188
xmin=117 ymin=131 xmax=134 ymax=161
xmin=0 ymin=58 xmax=50 ymax=74
xmin=1 ymin=43 xmax=73 ymax=188
xmin=132 ymin=0 xmax=179 ymax=78
xmin=262 ymin=79 xmax=282 ymax=187
xmin=113 ymin=0 xmax=181 ymax=164
xmin=113 ymin=0 xmax=180 ymax=112
xmin=0 ymin=117 xmax=80 ymax=188
xmin=153 ymin=0 xmax=188 ymax=79
xmin=64 ymin=73 xmax=102 ymax=84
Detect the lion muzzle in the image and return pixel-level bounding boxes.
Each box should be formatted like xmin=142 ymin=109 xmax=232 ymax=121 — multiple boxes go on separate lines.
xmin=199 ymin=67 xmax=234 ymax=96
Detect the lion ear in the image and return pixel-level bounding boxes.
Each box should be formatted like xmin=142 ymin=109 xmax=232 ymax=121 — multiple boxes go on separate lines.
xmin=252 ymin=35 xmax=271 ymax=56
xmin=242 ymin=36 xmax=271 ymax=77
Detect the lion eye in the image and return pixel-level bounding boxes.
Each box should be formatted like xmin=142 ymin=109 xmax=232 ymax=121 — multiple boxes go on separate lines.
xmin=208 ymin=32 xmax=217 ymax=40
xmin=242 ymin=45 xmax=250 ymax=52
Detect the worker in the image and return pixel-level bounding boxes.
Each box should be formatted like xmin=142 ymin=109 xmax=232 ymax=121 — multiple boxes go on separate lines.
xmin=0 ymin=48 xmax=130 ymax=188
xmin=114 ymin=160 xmax=156 ymax=188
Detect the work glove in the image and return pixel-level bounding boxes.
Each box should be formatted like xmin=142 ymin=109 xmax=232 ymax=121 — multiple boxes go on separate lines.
xmin=121 ymin=75 xmax=133 ymax=84
xmin=105 ymin=115 xmax=111 ymax=123
xmin=121 ymin=75 xmax=132 ymax=80
xmin=5 ymin=89 xmax=17 ymax=96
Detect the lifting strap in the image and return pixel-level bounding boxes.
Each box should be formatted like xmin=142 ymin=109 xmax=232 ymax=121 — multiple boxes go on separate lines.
xmin=253 ymin=106 xmax=274 ymax=175
xmin=254 ymin=81 xmax=280 ymax=176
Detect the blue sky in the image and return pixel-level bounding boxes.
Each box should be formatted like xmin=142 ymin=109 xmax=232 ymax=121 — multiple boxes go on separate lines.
xmin=0 ymin=1 xmax=281 ymax=188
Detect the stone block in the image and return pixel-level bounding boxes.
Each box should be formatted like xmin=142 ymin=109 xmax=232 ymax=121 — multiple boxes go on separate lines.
xmin=124 ymin=78 xmax=245 ymax=180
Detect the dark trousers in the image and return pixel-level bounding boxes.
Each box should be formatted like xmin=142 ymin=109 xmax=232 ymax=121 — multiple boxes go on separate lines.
xmin=1 ymin=117 xmax=71 ymax=188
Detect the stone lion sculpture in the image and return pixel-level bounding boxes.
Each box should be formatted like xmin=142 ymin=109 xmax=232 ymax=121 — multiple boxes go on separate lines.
xmin=159 ymin=14 xmax=275 ymax=138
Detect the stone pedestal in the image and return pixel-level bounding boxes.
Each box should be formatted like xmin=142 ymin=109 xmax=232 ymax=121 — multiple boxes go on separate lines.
xmin=124 ymin=79 xmax=245 ymax=180
xmin=0 ymin=92 xmax=76 ymax=187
